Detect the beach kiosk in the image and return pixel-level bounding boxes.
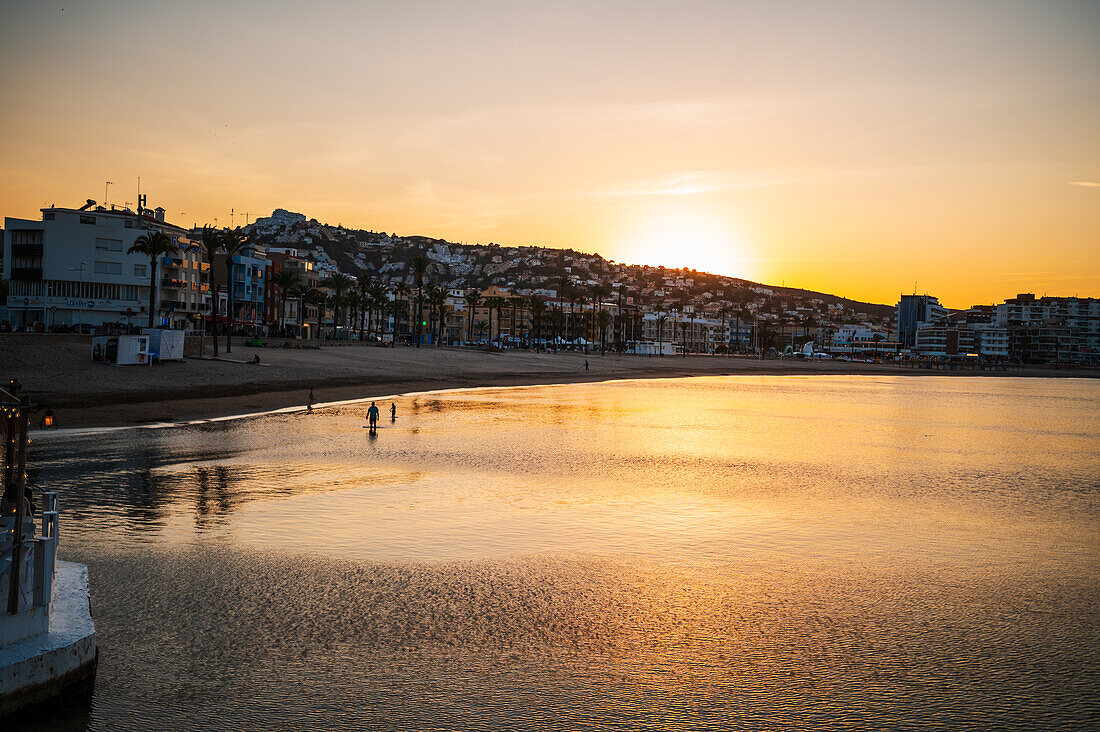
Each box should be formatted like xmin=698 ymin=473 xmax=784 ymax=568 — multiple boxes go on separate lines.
xmin=91 ymin=335 xmax=153 ymax=365
xmin=142 ymin=329 xmax=185 ymax=361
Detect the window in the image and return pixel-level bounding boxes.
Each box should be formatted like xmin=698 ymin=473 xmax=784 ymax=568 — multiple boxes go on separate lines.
xmin=96 ymin=238 xmax=123 ymax=252
xmin=43 ymin=212 xmax=55 ymax=221
xmin=125 ymin=220 xmax=133 ymax=229
xmin=80 ymin=215 xmax=96 ymax=225
xmin=134 ymin=264 xmax=147 ymax=277
xmin=94 ymin=261 xmax=122 ymax=275
xmin=11 ymin=230 xmax=43 ymax=245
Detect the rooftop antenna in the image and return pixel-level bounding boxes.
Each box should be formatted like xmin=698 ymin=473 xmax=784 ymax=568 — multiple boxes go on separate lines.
xmin=105 ymin=180 xmax=113 ymax=207
xmin=231 ymin=208 xmax=234 ymax=228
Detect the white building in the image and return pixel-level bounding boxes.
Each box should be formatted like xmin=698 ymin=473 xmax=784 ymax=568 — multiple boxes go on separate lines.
xmin=3 ymin=203 xmax=208 ymax=330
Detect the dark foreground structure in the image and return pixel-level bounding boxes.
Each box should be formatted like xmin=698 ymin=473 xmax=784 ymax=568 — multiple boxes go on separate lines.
xmin=1 ymin=380 xmax=96 ymax=719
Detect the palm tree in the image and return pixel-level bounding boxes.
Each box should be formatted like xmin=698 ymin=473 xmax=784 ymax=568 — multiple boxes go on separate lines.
xmin=529 ymin=297 xmax=547 ymax=350
xmin=271 ymin=270 xmax=300 ymax=338
xmin=198 ymin=226 xmax=223 ymax=356
xmin=127 ymin=229 xmax=176 ymax=328
xmin=657 ymin=313 xmax=668 ymax=357
xmin=484 ymin=296 xmax=506 ymax=345
xmin=368 ymin=283 xmax=389 ymax=340
xmin=590 ymin=284 xmax=609 ymax=348
xmin=474 ymin=320 xmax=488 ymax=340
xmin=391 ymin=281 xmax=410 ymax=344
xmin=464 ymin=290 xmax=480 ymax=344
xmin=556 ymin=276 xmax=570 ymax=342
xmin=306 ymin=289 xmax=327 ymax=342
xmin=320 ymin=272 xmax=354 ymax=339
xmin=293 ymin=285 xmax=317 ymax=339
xmin=220 ymin=227 xmax=249 ymax=353
xmin=344 ymin=291 xmax=362 ymax=341
xmin=428 ymin=286 xmax=448 ymax=346
xmin=409 ymin=254 xmax=430 ymax=347
xmin=357 ymin=277 xmax=373 ymax=339
xmin=597 ymin=308 xmax=612 ymax=354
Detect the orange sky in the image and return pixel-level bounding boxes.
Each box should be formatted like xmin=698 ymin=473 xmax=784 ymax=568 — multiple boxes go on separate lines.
xmin=1 ymin=0 xmax=1097 ymax=308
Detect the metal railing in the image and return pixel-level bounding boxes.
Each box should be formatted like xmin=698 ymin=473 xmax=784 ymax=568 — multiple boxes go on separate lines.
xmin=1 ymin=492 xmax=59 ymax=613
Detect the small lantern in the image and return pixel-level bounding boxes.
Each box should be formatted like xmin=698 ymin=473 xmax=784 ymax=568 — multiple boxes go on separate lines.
xmin=42 ymin=409 xmax=55 ymax=430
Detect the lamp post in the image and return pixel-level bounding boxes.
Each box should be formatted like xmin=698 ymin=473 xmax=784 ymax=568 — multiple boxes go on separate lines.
xmin=68 ymin=261 xmax=88 ymax=330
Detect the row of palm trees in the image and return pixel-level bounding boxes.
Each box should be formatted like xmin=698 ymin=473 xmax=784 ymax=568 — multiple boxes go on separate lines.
xmin=126 ymin=224 xmax=248 ymax=357
xmin=128 ymin=232 xmax=747 ymax=355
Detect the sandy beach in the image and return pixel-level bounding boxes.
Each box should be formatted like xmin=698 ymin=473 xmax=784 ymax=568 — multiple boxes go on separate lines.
xmin=2 ymin=335 xmax=1096 ymax=428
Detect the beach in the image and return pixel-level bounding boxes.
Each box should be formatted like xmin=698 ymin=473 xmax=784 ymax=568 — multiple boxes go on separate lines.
xmin=3 ymin=334 xmax=1096 ymax=428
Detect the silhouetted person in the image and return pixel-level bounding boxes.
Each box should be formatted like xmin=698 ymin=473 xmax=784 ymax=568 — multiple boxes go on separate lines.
xmin=584 ymin=360 xmax=590 ymax=372
xmin=367 ymin=401 xmax=380 ymax=430
xmin=390 ymin=402 xmax=397 ymax=421
xmin=307 ymin=388 xmax=314 ymax=412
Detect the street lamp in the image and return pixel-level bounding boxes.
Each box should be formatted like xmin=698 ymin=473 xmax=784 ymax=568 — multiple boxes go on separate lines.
xmin=68 ymin=261 xmax=88 ymax=330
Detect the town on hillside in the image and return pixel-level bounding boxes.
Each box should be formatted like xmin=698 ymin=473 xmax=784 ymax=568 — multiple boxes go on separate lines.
xmin=2 ymin=203 xmax=1097 ymax=364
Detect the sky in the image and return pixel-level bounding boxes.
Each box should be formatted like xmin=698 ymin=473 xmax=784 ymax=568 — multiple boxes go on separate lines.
xmin=1 ymin=0 xmax=1097 ymax=308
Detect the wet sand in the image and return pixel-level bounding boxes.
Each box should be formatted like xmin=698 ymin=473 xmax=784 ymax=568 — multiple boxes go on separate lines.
xmin=3 ymin=335 xmax=1095 ymax=428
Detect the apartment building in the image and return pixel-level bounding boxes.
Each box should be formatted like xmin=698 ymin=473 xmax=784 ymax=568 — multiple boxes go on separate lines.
xmin=3 ymin=203 xmax=207 ymax=330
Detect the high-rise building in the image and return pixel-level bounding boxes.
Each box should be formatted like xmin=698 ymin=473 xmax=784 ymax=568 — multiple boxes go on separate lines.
xmin=896 ymin=294 xmax=947 ymax=349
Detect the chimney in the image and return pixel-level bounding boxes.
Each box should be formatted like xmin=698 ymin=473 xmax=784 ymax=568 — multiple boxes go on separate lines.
xmin=154 ymin=206 xmax=166 ymax=223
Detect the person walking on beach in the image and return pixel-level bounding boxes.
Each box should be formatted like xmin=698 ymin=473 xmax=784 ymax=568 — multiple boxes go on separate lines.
xmin=367 ymin=401 xmax=380 ymax=430
xmin=307 ymin=388 xmax=314 ymax=412
xmin=390 ymin=402 xmax=397 ymax=421
xmin=584 ymin=360 xmax=590 ymax=372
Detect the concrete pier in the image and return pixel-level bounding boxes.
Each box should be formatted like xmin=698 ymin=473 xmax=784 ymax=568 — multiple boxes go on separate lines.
xmin=0 ymin=561 xmax=96 ymax=716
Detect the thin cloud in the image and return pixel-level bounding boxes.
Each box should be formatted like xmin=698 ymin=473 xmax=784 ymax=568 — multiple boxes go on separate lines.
xmin=1068 ymin=181 xmax=1100 ymax=187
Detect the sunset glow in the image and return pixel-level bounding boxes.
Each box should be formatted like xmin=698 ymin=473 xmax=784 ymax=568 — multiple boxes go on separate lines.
xmin=619 ymin=204 xmax=753 ymax=281
xmin=1 ymin=0 xmax=1097 ymax=306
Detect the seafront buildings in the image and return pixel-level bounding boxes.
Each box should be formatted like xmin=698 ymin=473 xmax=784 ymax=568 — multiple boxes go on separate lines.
xmin=2 ymin=203 xmax=209 ymax=330
xmin=2 ymin=202 xmax=1097 ymax=363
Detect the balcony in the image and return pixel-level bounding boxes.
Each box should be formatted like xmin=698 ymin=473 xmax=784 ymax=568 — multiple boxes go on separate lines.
xmin=160 ymin=277 xmax=188 ymax=289
xmin=11 ymin=267 xmax=43 ymax=281
xmin=12 ymin=243 xmax=43 ymax=257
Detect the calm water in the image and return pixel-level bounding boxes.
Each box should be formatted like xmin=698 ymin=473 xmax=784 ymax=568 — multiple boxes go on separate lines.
xmin=22 ymin=376 xmax=1100 ymax=730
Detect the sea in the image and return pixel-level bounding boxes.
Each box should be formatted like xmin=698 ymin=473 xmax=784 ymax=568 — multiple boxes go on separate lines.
xmin=21 ymin=375 xmax=1100 ymax=730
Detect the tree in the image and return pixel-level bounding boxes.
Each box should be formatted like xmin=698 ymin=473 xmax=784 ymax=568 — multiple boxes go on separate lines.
xmin=409 ymin=254 xmax=430 ymax=347
xmin=464 ymin=290 xmax=481 ymax=344
xmin=271 ymin=270 xmax=300 ymax=338
xmin=127 ymin=229 xmax=176 ymax=328
xmin=484 ymin=296 xmax=506 ymax=345
xmin=357 ymin=277 xmax=373 ymax=339
xmin=368 ymin=283 xmax=389 ymax=340
xmin=288 ymin=284 xmax=309 ymax=337
xmin=306 ymin=289 xmax=327 ymax=341
xmin=220 ymin=227 xmax=249 ymax=353
xmin=529 ymin=297 xmax=547 ymax=350
xmin=474 ymin=320 xmax=488 ymax=340
xmin=657 ymin=313 xmax=668 ymax=357
xmin=320 ymin=272 xmax=354 ymax=339
xmin=597 ymin=308 xmax=612 ymax=354
xmin=556 ymin=276 xmax=571 ymax=342
xmin=344 ymin=291 xmax=362 ymax=341
xmin=199 ymin=227 xmax=224 ymax=356
xmin=428 ymin=286 xmax=448 ymax=346
xmin=392 ymin=281 xmax=410 ymax=343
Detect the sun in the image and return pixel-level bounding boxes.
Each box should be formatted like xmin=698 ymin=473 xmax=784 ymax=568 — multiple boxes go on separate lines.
xmin=618 ymin=204 xmax=751 ymax=279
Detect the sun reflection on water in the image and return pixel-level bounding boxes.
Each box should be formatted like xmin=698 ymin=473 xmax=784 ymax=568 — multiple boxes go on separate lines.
xmin=25 ymin=376 xmax=1100 ymax=730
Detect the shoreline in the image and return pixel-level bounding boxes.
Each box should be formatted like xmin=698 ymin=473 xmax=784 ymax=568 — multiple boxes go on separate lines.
xmin=5 ymin=338 xmax=1096 ymax=430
